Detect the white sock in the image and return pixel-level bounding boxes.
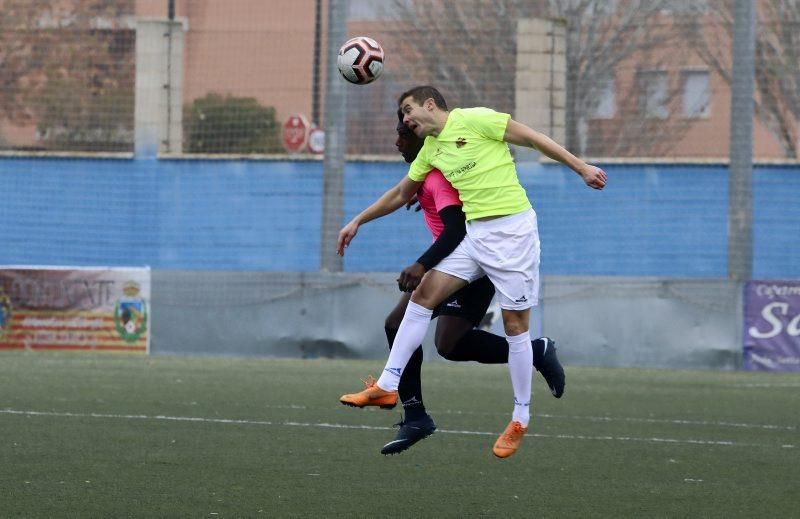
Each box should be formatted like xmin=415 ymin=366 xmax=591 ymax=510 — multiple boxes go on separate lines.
xmin=376 ymin=301 xmax=433 ymax=391
xmin=506 ymin=331 xmax=533 ymax=427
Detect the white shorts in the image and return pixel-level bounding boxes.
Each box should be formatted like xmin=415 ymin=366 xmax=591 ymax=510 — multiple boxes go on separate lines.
xmin=433 ymin=209 xmax=540 ymax=310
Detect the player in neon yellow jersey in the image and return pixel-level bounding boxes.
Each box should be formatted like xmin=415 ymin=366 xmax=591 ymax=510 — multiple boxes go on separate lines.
xmin=337 ymin=85 xmax=606 ymax=458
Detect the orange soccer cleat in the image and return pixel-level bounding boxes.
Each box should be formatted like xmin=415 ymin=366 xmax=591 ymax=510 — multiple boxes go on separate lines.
xmin=339 ymin=375 xmax=398 ymax=409
xmin=492 ymin=420 xmax=528 ymax=458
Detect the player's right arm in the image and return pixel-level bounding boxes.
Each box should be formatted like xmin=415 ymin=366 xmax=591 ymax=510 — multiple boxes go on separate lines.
xmin=397 ymin=170 xmax=466 ymax=292
xmin=397 ymin=204 xmax=465 ymax=292
xmin=336 ymin=175 xmax=422 ymax=256
xmin=504 ymin=119 xmax=607 ymax=190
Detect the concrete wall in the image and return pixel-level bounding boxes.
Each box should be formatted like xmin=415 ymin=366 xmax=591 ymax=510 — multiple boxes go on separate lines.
xmin=150 ymin=271 xmax=742 ymax=370
xmin=515 ymin=18 xmax=566 ymax=145
xmin=542 ymin=276 xmax=742 ymax=369
xmin=1 ymin=155 xmax=788 ymax=369
xmin=135 ymin=19 xmax=184 ymax=156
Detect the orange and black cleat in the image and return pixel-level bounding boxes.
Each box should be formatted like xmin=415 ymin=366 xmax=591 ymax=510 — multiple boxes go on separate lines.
xmin=339 ymin=375 xmax=398 ymax=409
xmin=492 ymin=420 xmax=528 ymax=458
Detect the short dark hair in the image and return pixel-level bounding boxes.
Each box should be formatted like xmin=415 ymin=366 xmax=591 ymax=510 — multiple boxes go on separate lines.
xmin=395 ymin=109 xmax=424 ymax=163
xmin=398 ymin=85 xmax=448 ymax=110
xmin=396 ymin=108 xmax=411 ymax=133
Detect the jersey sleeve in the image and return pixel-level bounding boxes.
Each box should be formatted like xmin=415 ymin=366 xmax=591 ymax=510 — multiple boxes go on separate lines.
xmin=407 ymin=138 xmax=433 ymax=182
xmin=461 ymin=107 xmax=510 ymax=141
xmin=425 ymin=170 xmax=462 ymax=213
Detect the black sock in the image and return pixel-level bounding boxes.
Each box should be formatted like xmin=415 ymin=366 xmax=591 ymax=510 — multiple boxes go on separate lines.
xmin=385 ymin=326 xmax=426 ymax=418
xmin=531 ymin=337 xmax=544 ymax=368
xmin=444 ymin=329 xmax=509 ymax=364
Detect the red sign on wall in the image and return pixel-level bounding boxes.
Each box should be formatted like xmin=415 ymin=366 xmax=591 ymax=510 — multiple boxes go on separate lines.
xmin=282 ymin=114 xmax=310 ymax=153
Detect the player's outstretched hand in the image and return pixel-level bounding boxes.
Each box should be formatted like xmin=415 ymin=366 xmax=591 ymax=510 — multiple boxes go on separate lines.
xmin=397 ymin=262 xmax=425 ymax=292
xmin=337 ymin=221 xmax=359 ymax=256
xmin=580 ymin=164 xmax=607 ymax=190
xmin=405 ymin=194 xmax=422 ymax=212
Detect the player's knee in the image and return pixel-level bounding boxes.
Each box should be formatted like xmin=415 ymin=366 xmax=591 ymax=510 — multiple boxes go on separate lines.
xmin=502 ymin=311 xmax=530 ymax=337
xmin=384 ymin=315 xmax=401 ymax=333
xmin=435 ymin=336 xmax=458 ymax=359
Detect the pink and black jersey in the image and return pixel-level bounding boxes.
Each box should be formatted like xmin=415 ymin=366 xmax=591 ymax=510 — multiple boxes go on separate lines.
xmin=416 ymin=169 xmax=462 ymax=240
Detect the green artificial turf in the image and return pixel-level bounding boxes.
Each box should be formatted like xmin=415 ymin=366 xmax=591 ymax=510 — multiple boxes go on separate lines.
xmin=1 ymin=351 xmax=797 ymax=517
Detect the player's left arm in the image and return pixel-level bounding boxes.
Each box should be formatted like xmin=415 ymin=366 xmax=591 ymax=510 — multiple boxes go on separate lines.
xmin=337 ymin=176 xmax=422 ymax=256
xmin=397 ymin=205 xmax=466 ymax=292
xmin=504 ymin=119 xmax=607 ymax=190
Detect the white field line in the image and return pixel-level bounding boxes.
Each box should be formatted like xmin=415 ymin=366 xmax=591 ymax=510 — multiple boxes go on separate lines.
xmin=1 ymin=408 xmax=794 ymax=450
xmin=727 ymin=383 xmax=800 ymax=388
xmin=258 ymin=405 xmax=797 ymax=432
xmin=534 ymin=413 xmax=798 ymax=432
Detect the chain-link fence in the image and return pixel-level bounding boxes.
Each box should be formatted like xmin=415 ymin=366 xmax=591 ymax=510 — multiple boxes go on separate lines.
xmin=0 ymin=0 xmax=135 ymax=152
xmin=0 ymin=0 xmax=798 ymax=159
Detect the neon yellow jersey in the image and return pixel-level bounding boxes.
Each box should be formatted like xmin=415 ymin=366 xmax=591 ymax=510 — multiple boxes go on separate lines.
xmin=408 ymin=107 xmax=531 ymax=220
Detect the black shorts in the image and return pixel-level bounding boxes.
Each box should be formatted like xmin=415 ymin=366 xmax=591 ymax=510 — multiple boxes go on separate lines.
xmin=431 ymin=275 xmax=495 ymax=327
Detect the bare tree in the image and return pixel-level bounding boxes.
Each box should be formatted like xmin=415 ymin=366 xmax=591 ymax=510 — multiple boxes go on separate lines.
xmin=683 ymin=0 xmax=800 ymax=158
xmin=380 ymin=0 xmax=548 ymax=112
xmin=549 ymin=0 xmax=704 ymax=156
xmin=0 ymin=0 xmax=135 ymax=150
xmin=377 ymin=0 xmax=696 ymax=157
xmin=344 ymin=0 xmax=549 ymax=154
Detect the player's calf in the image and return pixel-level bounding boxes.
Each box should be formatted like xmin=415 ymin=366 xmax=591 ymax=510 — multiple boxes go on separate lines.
xmin=532 ymin=337 xmax=565 ymax=398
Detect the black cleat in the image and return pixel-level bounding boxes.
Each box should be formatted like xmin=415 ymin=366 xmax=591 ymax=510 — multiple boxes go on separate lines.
xmin=533 ymin=337 xmax=565 ymax=398
xmin=380 ymin=414 xmax=436 ymax=455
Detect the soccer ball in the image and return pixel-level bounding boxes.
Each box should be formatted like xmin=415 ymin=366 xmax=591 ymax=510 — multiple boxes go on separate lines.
xmin=337 ymin=36 xmax=384 ymax=85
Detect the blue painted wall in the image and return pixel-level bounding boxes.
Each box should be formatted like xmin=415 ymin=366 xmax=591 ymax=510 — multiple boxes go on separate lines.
xmin=1 ymin=157 xmax=798 ymax=278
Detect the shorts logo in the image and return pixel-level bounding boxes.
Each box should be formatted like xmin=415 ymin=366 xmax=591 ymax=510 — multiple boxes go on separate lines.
xmin=514 ymin=295 xmax=528 ymax=303
xmin=446 ymin=299 xmax=461 ymax=309
xmin=402 ymin=396 xmax=422 ymax=407
xmin=456 ymin=137 xmax=467 ymax=148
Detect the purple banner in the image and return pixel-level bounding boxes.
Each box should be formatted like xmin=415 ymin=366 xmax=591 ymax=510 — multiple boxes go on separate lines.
xmin=743 ymin=280 xmax=800 ymax=371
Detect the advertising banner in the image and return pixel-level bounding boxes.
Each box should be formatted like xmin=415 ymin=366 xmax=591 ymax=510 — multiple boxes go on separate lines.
xmin=743 ymin=280 xmax=800 ymax=371
xmin=0 ymin=267 xmax=150 ymax=353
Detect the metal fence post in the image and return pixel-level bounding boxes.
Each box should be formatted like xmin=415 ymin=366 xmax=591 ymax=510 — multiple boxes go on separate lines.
xmin=320 ymin=0 xmax=348 ymax=272
xmin=728 ymin=0 xmax=756 ymax=281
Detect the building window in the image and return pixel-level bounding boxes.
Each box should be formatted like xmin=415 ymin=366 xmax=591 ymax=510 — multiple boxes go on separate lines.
xmin=590 ymin=75 xmax=616 ymax=119
xmin=639 ymin=70 xmax=669 ymax=120
xmin=349 ymin=0 xmax=385 ymax=20
xmin=682 ymin=70 xmax=710 ymax=118
xmin=661 ymin=0 xmax=709 ymax=15
xmin=592 ymin=0 xmax=617 ymax=16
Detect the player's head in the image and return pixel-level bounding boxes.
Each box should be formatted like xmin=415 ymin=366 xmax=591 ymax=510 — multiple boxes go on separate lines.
xmin=398 ymin=86 xmax=448 ymax=111
xmin=396 ymin=109 xmax=424 ymax=163
xmin=398 ymin=86 xmax=448 ymax=138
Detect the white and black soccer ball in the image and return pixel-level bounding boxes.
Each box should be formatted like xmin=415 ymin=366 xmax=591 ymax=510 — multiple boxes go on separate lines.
xmin=337 ymin=36 xmax=384 ymax=85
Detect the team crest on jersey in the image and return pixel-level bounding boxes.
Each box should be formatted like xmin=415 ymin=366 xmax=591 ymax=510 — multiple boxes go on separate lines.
xmin=456 ymin=137 xmax=467 ymax=148
xmin=114 ymin=281 xmax=148 ymax=343
xmin=0 ymin=292 xmax=11 ymax=337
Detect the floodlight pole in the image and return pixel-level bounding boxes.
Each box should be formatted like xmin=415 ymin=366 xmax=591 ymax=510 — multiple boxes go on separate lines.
xmin=320 ymin=0 xmax=348 ymax=272
xmin=727 ymin=0 xmax=755 ymax=281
